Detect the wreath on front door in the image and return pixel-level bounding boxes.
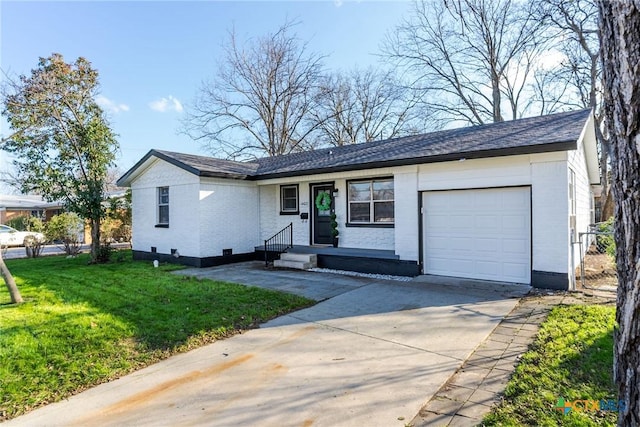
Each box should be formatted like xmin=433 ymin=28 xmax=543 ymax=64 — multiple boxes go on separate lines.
xmin=315 ymin=191 xmax=332 ymax=211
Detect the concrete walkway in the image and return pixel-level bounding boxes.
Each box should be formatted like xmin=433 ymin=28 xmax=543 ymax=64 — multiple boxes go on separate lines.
xmin=410 ymin=288 xmax=617 ymax=426
xmin=5 ymin=263 xmax=530 ymax=427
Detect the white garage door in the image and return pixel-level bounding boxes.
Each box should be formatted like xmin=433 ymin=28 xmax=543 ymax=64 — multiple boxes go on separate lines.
xmin=422 ymin=187 xmax=531 ymax=284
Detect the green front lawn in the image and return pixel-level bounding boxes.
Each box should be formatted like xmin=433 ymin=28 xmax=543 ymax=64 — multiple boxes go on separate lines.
xmin=0 ymin=252 xmax=314 ymax=420
xmin=483 ymin=304 xmax=617 ymax=426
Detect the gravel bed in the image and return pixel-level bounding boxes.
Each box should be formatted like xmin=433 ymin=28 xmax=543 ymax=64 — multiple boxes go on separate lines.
xmin=308 ymin=267 xmax=413 ymax=282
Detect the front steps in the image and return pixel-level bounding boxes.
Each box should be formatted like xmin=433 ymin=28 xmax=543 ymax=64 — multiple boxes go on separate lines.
xmin=273 ymin=252 xmax=317 ymax=270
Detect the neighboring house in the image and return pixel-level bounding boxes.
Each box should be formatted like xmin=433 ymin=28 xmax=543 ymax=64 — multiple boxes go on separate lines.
xmin=117 ymin=109 xmax=598 ymax=290
xmin=0 ymin=194 xmax=63 ymax=224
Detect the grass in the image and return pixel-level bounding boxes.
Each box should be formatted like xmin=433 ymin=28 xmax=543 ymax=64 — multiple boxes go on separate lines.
xmin=483 ymin=304 xmax=617 ymax=426
xmin=0 ymin=251 xmax=314 ymax=420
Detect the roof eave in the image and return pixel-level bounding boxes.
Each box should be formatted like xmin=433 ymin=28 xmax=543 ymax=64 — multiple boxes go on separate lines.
xmin=200 ymin=171 xmax=253 ymax=180
xmin=578 ymin=112 xmax=601 ymax=185
xmin=253 ymin=141 xmax=577 ymax=180
xmin=117 ymin=149 xmax=203 ymax=187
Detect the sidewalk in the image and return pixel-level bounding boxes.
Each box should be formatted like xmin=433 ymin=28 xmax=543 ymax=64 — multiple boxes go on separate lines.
xmin=410 ymin=289 xmax=616 ymax=426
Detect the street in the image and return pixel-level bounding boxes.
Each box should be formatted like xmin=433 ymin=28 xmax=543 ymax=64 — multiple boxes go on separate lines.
xmin=2 ymin=243 xmax=131 ymax=259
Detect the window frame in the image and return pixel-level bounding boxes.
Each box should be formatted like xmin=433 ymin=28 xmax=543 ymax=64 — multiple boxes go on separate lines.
xmin=279 ymin=184 xmax=300 ymax=215
xmin=156 ymin=186 xmax=169 ymax=227
xmin=346 ymin=178 xmax=395 ymax=227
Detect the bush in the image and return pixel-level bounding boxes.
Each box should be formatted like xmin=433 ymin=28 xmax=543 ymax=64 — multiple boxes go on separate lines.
xmin=100 ymin=217 xmax=120 ymax=243
xmin=5 ymin=216 xmax=28 ymax=231
xmin=27 ymin=217 xmax=45 ymax=233
xmin=100 ymin=218 xmax=131 ymax=244
xmin=24 ymin=235 xmax=44 ymax=258
xmin=95 ymin=243 xmax=112 ymax=263
xmin=5 ymin=217 xmax=46 ymax=258
xmin=104 ymin=190 xmax=132 ymax=243
xmin=329 ymin=213 xmax=339 ymax=238
xmin=597 ymin=217 xmax=616 ymax=258
xmin=6 ymin=216 xmax=45 ymax=233
xmin=46 ymin=213 xmax=83 ymax=256
xmin=114 ymin=224 xmax=132 ymax=243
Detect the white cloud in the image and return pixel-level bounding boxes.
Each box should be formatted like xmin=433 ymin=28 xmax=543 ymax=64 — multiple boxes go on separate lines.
xmin=537 ymin=49 xmax=566 ymax=70
xmin=96 ymin=95 xmax=130 ymax=114
xmin=149 ymin=95 xmax=183 ymax=113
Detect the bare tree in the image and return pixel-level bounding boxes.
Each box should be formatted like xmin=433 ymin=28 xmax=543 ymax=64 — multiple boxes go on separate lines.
xmin=313 ymin=68 xmax=423 ymax=146
xmin=384 ymin=0 xmax=546 ymax=126
xmin=105 ymin=167 xmax=126 ymax=193
xmin=183 ymin=22 xmax=326 ymax=159
xmin=0 ymin=165 xmax=25 ymax=195
xmin=536 ymin=0 xmax=611 ymax=202
xmin=537 ymin=0 xmax=600 ymax=109
xmin=599 ymin=2 xmax=640 ymax=425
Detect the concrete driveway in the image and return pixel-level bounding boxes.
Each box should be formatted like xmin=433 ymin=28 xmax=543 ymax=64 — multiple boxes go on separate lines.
xmin=5 ymin=262 xmax=529 ymax=427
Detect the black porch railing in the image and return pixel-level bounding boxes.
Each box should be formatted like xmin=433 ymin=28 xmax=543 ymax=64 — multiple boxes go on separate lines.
xmin=264 ymin=222 xmax=293 ymax=266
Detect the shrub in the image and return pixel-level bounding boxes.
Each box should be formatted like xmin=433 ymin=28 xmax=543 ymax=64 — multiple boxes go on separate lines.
xmin=100 ymin=218 xmax=131 ymax=244
xmin=329 ymin=213 xmax=339 ymax=238
xmin=24 ymin=235 xmax=44 ymax=258
xmin=95 ymin=243 xmax=112 ymax=263
xmin=5 ymin=216 xmax=45 ymax=233
xmin=597 ymin=217 xmax=616 ymax=258
xmin=46 ymin=212 xmax=84 ymax=256
xmin=104 ymin=190 xmax=132 ymax=243
xmin=100 ymin=217 xmax=120 ymax=243
xmin=27 ymin=217 xmax=45 ymax=233
xmin=5 ymin=216 xmax=28 ymax=231
xmin=114 ymin=224 xmax=132 ymax=243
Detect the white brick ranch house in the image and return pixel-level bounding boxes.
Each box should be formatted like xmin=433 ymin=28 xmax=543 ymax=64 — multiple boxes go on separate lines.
xmin=117 ymin=109 xmax=599 ymax=290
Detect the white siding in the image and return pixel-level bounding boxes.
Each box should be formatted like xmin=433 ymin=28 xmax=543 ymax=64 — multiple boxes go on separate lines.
xmin=531 ymin=161 xmax=569 ymax=274
xmin=418 ymin=154 xmax=559 ymax=190
xmin=130 ymin=160 xmax=201 ymax=257
xmin=338 ymin=225 xmax=395 ymax=251
xmin=394 ymin=169 xmax=419 ymax=260
xmin=259 ymin=184 xmax=309 ymax=245
xmin=198 ymin=179 xmax=259 ymax=256
xmin=131 ymin=160 xmax=260 ymax=258
xmin=568 ymin=134 xmax=595 ymax=275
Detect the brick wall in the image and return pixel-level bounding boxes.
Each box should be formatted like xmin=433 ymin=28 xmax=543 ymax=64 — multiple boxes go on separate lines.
xmin=199 ymin=179 xmax=259 ymax=256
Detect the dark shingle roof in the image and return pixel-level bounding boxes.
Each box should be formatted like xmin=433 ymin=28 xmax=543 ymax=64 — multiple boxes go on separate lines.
xmin=252 ymin=109 xmax=591 ymax=178
xmin=118 ymin=109 xmax=591 ymax=185
xmin=152 ymin=150 xmax=259 ymax=178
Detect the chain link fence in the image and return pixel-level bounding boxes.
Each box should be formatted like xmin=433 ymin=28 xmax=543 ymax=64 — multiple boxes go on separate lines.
xmin=576 ymin=221 xmax=617 ymax=291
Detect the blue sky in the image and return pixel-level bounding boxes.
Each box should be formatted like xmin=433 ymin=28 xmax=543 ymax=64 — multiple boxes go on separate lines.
xmin=0 ymin=0 xmax=412 ymax=186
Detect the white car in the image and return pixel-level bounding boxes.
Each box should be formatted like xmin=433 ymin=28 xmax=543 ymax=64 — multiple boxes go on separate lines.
xmin=0 ymin=224 xmax=46 ymax=247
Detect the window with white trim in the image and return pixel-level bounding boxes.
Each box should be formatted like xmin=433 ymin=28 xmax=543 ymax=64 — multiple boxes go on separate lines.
xmin=348 ymin=178 xmax=394 ymax=224
xmin=280 ymin=185 xmax=299 ymax=214
xmin=158 ymin=187 xmax=169 ymax=225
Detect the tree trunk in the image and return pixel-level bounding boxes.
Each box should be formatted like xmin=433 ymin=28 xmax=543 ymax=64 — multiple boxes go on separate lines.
xmin=598 ymin=1 xmax=640 ymax=425
xmin=0 ymin=249 xmax=23 ymax=304
xmin=491 ymin=69 xmax=504 ymax=123
xmin=90 ymin=217 xmax=101 ymax=263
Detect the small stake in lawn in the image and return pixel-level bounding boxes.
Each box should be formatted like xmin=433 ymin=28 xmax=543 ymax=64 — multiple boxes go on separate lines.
xmin=0 ymin=246 xmax=23 ymax=304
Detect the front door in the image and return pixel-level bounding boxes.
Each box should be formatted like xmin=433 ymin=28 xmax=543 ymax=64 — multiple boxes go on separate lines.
xmin=312 ymin=184 xmax=334 ymax=245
